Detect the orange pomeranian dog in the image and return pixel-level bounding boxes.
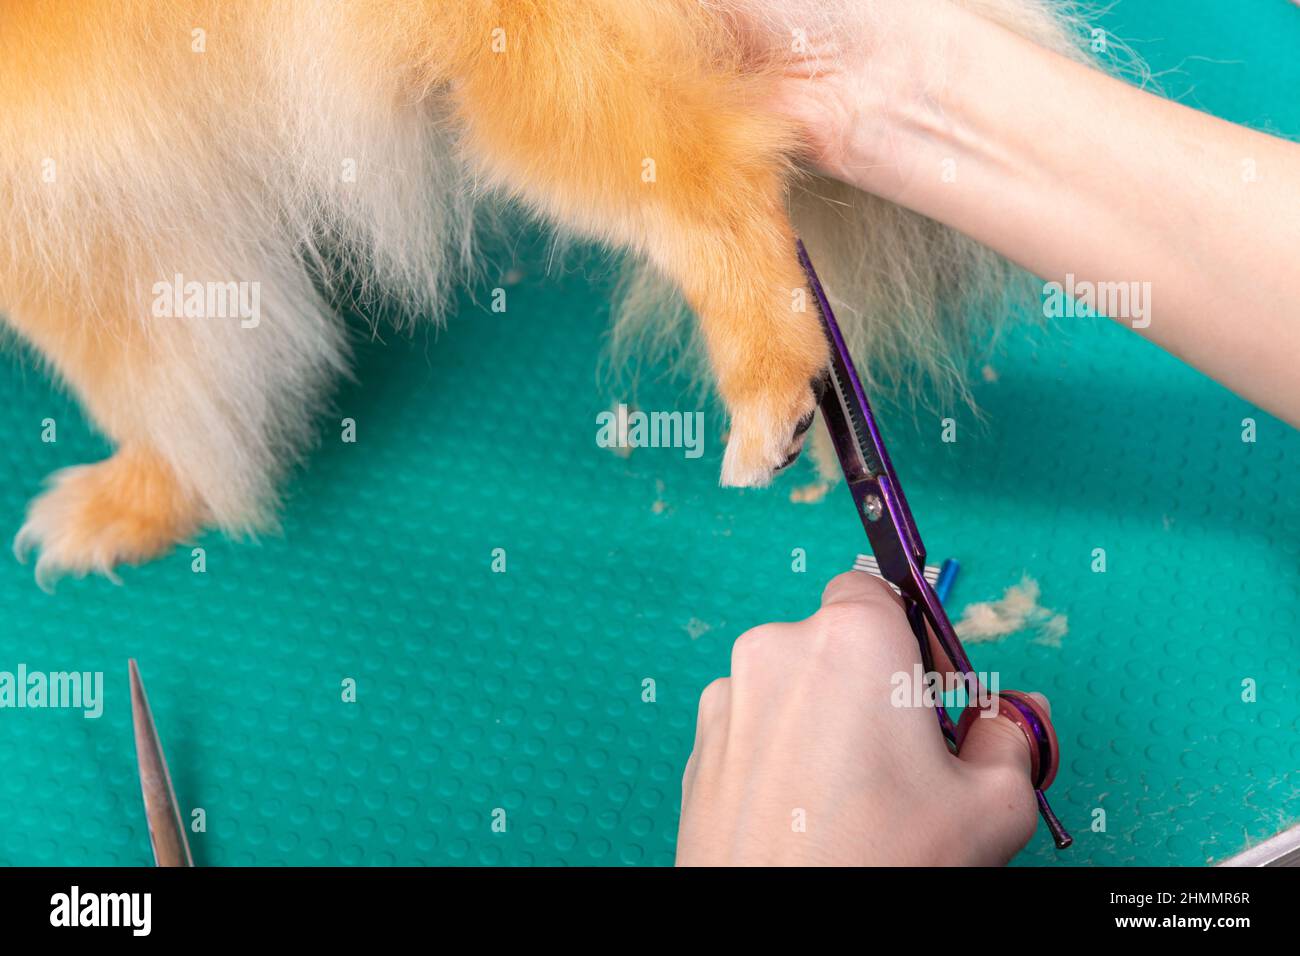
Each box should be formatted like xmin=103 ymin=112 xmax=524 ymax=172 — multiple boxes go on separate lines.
xmin=0 ymin=1 xmax=1094 ymax=588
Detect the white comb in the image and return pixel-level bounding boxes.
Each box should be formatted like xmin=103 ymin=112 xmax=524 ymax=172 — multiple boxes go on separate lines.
xmin=853 ymin=554 xmax=943 ymax=595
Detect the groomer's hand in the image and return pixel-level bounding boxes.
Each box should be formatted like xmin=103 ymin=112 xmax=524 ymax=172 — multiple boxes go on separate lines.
xmin=736 ymin=0 xmax=1300 ymax=428
xmin=676 ymin=572 xmax=1046 ymax=866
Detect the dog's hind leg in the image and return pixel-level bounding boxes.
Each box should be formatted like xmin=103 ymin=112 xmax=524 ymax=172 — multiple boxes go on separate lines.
xmin=424 ymin=1 xmax=829 ymax=485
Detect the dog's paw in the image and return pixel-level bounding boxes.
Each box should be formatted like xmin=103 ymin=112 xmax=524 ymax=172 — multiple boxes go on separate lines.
xmin=13 ymin=450 xmax=199 ymax=592
xmin=720 ymin=377 xmax=825 ymax=487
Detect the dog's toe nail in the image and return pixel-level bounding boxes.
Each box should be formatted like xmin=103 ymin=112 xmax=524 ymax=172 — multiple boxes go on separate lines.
xmin=793 ymin=410 xmax=815 ymax=438
xmin=775 ymin=448 xmax=802 ymax=472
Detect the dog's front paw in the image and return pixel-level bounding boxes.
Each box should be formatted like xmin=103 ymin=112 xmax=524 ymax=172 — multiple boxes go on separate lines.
xmin=14 ymin=450 xmax=199 ymax=592
xmin=720 ymin=376 xmax=824 ymax=487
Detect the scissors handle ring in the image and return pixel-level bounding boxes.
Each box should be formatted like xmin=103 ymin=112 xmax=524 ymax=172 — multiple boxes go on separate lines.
xmin=995 ymin=691 xmax=1061 ymax=791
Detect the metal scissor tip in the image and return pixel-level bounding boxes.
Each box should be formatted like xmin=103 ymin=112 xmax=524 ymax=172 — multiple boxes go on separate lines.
xmin=129 ymin=659 xmax=193 ymax=867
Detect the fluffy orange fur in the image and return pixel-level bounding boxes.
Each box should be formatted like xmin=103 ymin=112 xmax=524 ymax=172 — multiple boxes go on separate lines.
xmin=0 ymin=1 xmax=1092 ymax=587
xmin=423 ymin=2 xmax=829 ymax=481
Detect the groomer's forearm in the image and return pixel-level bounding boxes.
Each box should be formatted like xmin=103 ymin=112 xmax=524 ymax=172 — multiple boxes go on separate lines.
xmin=823 ymin=3 xmax=1300 ymax=426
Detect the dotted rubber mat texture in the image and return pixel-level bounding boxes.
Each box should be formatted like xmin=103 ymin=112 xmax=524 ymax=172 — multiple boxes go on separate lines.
xmin=1 ymin=1 xmax=1298 ymax=867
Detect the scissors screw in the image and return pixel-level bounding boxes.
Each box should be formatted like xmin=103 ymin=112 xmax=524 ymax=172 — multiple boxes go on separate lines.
xmin=861 ymin=494 xmax=883 ymax=522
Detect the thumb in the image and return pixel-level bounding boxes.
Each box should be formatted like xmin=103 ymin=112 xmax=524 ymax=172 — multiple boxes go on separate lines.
xmin=958 ymin=692 xmax=1051 ymax=777
xmin=957 ymin=692 xmax=1054 ymax=862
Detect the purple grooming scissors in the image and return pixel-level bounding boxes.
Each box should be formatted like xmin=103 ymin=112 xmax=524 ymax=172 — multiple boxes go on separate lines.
xmin=796 ymin=239 xmax=1072 ymax=850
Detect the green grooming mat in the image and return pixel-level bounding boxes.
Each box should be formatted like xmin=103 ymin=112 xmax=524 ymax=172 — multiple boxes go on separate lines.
xmin=1 ymin=0 xmax=1297 ymax=867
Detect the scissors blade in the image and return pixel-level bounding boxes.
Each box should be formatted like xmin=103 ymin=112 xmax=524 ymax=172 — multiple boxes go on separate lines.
xmin=796 ymin=241 xmax=925 ymax=566
xmin=129 ymin=659 xmax=193 ymax=867
xmin=796 ymin=240 xmax=973 ymax=675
